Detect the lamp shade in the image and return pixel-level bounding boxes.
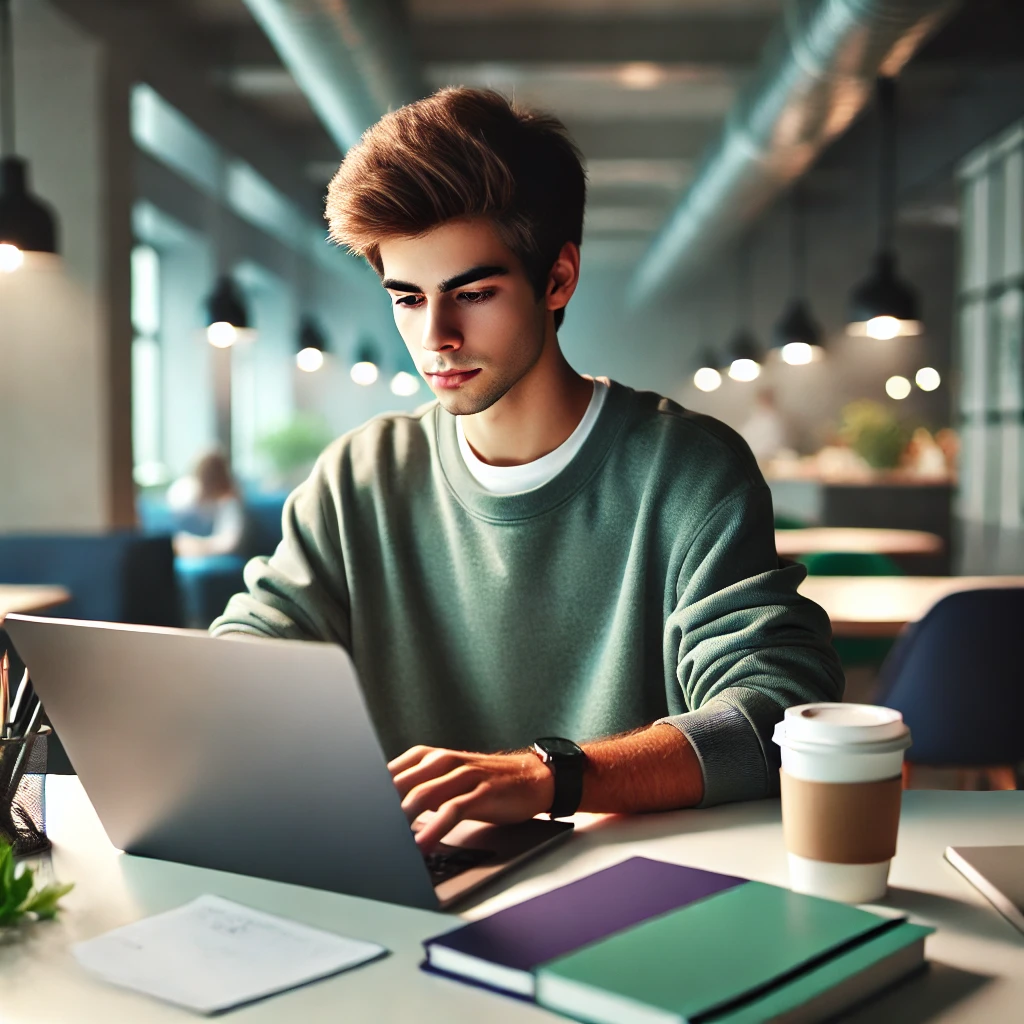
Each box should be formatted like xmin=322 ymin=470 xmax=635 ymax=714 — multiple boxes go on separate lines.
xmin=728 ymin=328 xmax=762 ymax=365
xmin=847 ymin=251 xmax=922 ymax=336
xmin=206 ymin=275 xmax=249 ymax=328
xmin=297 ymin=316 xmax=327 ymax=353
xmin=773 ymin=298 xmax=822 ymax=350
xmin=0 ymin=157 xmax=58 ymax=254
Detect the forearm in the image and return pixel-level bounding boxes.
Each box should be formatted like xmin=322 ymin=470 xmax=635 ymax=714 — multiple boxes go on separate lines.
xmin=578 ymin=723 xmax=704 ymax=814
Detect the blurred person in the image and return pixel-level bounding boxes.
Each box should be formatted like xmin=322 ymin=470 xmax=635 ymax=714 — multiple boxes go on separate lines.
xmin=169 ymin=451 xmax=247 ymax=559
xmin=212 ymin=89 xmax=843 ymax=850
xmin=739 ymin=388 xmax=790 ymax=467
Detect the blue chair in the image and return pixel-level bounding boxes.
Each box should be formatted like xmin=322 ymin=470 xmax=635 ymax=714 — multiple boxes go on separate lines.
xmin=0 ymin=532 xmax=182 ymax=774
xmin=876 ymin=588 xmax=1024 ymax=786
xmin=175 ymin=554 xmax=247 ymax=629
xmin=0 ymin=532 xmax=181 ymax=626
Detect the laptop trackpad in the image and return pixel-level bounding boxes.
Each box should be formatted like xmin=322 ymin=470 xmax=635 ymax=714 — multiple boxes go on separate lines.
xmin=428 ymin=818 xmax=574 ymax=908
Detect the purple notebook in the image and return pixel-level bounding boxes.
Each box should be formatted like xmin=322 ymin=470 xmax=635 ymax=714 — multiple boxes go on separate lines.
xmin=422 ymin=857 xmax=744 ymax=999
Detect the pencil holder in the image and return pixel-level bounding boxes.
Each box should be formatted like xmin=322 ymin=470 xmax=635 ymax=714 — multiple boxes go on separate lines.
xmin=0 ymin=725 xmax=50 ymax=857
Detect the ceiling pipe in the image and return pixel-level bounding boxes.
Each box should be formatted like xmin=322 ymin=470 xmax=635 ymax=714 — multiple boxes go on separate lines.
xmin=239 ymin=0 xmax=424 ymax=153
xmin=627 ymin=0 xmax=959 ymax=306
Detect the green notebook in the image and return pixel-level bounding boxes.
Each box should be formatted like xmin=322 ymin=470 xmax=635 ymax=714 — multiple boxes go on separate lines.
xmin=535 ymin=882 xmax=931 ymax=1024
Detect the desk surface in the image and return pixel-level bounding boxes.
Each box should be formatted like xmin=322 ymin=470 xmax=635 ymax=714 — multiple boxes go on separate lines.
xmin=1 ymin=779 xmax=1022 ymax=1022
xmin=0 ymin=584 xmax=71 ymax=617
xmin=799 ymin=575 xmax=1024 ymax=638
xmin=776 ymin=527 xmax=944 ymax=557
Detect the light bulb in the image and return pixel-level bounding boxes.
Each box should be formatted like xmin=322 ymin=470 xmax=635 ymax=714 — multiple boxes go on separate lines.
xmin=781 ymin=342 xmax=813 ymax=366
xmin=866 ymin=316 xmax=902 ymax=340
xmin=693 ymin=367 xmax=722 ymax=393
xmin=0 ymin=243 xmax=24 ymax=273
xmin=296 ymin=347 xmax=324 ymax=373
xmin=390 ymin=370 xmax=421 ymax=397
xmin=618 ymin=62 xmax=664 ymax=90
xmin=915 ymin=367 xmax=940 ymax=392
xmin=885 ymin=375 xmax=911 ymax=400
xmin=728 ymin=358 xmax=761 ymax=382
xmin=207 ymin=321 xmax=237 ymax=348
xmin=351 ymin=360 xmax=379 ymax=386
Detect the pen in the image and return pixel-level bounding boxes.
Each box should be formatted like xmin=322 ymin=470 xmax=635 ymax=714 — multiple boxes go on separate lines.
xmin=3 ymin=697 xmax=44 ymax=802
xmin=0 ymin=651 xmax=8 ymax=740
xmin=7 ymin=669 xmax=31 ymax=738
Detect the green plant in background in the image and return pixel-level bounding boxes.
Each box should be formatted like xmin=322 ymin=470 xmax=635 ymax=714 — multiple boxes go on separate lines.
xmin=838 ymin=400 xmax=909 ymax=470
xmin=0 ymin=839 xmax=73 ymax=926
xmin=256 ymin=415 xmax=334 ymax=479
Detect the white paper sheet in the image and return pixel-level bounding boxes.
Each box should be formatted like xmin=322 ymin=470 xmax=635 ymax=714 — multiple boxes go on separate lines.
xmin=72 ymin=894 xmax=387 ymax=1014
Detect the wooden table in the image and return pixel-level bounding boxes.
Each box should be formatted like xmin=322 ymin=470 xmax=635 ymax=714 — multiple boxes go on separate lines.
xmin=2 ymin=779 xmax=1022 ymax=1022
xmin=799 ymin=575 xmax=1024 ymax=638
xmin=0 ymin=584 xmax=71 ymax=617
xmin=777 ymin=527 xmax=944 ymax=558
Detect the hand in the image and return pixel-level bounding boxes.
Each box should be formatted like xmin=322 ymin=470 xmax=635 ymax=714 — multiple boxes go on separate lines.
xmin=387 ymin=745 xmax=555 ymax=851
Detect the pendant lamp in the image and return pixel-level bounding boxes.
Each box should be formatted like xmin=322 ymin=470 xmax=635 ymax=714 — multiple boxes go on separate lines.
xmin=773 ymin=183 xmax=824 ymax=365
xmin=390 ymin=345 xmax=421 ymax=397
xmin=847 ymin=77 xmax=922 ymax=340
xmin=727 ymin=243 xmax=763 ymax=382
xmin=205 ymin=274 xmax=250 ymax=348
xmin=350 ymin=339 xmax=379 ymax=386
xmin=692 ymin=348 xmax=723 ymax=393
xmin=0 ymin=0 xmax=60 ymax=270
xmin=296 ymin=316 xmax=328 ymax=372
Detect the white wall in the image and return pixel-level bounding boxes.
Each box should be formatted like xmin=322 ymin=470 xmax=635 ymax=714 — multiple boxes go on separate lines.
xmin=0 ymin=0 xmax=111 ymax=530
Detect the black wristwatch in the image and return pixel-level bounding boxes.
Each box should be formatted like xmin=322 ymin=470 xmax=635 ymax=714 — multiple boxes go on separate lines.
xmin=531 ymin=737 xmax=587 ymax=819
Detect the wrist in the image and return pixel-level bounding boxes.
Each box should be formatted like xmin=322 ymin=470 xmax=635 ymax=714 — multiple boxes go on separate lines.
xmin=526 ymin=753 xmax=556 ymax=815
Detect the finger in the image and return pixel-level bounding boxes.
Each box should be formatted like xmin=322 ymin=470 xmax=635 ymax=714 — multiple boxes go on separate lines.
xmin=386 ymin=745 xmax=433 ymax=777
xmin=401 ymin=765 xmax=482 ymax=824
xmin=392 ymin=750 xmax=462 ymax=799
xmin=414 ymin=783 xmax=489 ymax=851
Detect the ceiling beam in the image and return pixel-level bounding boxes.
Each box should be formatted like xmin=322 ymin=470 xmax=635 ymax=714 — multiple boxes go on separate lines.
xmin=561 ymin=119 xmax=718 ymax=161
xmin=410 ymin=15 xmax=775 ymax=66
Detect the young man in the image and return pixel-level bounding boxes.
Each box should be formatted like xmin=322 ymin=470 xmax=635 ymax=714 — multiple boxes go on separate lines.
xmin=212 ymin=88 xmax=843 ymax=850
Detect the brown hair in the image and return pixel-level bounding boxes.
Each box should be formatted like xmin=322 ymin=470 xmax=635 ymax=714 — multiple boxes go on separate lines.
xmin=194 ymin=451 xmax=236 ymax=503
xmin=325 ymin=88 xmax=586 ymax=330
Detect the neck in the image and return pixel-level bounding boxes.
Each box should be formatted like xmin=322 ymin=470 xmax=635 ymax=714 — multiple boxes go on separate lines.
xmin=460 ymin=326 xmax=593 ymax=467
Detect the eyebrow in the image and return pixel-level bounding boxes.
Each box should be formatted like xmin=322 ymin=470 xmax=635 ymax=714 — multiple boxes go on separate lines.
xmin=382 ymin=264 xmax=509 ymax=294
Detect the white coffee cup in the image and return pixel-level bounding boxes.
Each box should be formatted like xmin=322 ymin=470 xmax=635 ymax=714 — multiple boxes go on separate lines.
xmin=773 ymin=703 xmax=912 ymax=903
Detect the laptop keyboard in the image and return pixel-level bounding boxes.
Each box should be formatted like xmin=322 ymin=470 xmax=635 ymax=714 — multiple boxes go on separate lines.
xmin=423 ymin=844 xmax=496 ymax=885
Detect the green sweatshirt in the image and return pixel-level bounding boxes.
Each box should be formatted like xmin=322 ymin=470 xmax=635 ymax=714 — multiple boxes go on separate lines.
xmin=212 ymin=381 xmax=843 ymax=806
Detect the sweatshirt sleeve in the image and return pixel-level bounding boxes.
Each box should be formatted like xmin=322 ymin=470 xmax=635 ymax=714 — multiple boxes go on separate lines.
xmin=209 ymin=456 xmax=352 ymax=648
xmin=657 ymin=484 xmax=844 ymax=807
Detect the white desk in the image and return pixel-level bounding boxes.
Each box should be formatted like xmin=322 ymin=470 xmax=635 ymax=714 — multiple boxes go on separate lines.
xmin=2 ymin=780 xmax=1022 ymax=1022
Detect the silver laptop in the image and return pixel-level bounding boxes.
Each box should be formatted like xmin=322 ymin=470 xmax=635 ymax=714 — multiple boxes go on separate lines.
xmin=4 ymin=614 xmax=572 ymax=910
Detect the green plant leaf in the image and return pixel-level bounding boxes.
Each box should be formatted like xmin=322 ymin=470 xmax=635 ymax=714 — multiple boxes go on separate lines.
xmin=1 ymin=868 xmax=33 ymax=916
xmin=21 ymin=882 xmax=74 ymax=920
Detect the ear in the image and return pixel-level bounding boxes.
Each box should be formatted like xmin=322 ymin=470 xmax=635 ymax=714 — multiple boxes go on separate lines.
xmin=545 ymin=241 xmax=581 ymax=314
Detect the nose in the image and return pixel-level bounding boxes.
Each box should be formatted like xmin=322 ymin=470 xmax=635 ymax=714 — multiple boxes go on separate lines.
xmin=420 ymin=301 xmax=463 ymax=356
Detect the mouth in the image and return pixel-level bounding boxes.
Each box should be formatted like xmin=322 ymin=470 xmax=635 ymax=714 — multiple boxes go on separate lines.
xmin=425 ymin=368 xmax=482 ymax=390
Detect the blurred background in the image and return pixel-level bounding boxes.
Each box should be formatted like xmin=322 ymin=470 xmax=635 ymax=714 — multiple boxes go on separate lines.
xmin=2 ymin=1 xmax=1024 ymax=779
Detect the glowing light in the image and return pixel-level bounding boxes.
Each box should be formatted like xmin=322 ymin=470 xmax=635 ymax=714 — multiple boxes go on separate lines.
xmin=728 ymin=358 xmax=761 ymax=382
xmin=693 ymin=367 xmax=722 ymax=392
xmin=848 ymin=316 xmax=923 ymax=340
xmin=207 ymin=321 xmax=237 ymax=348
xmin=351 ymin=360 xmax=379 ymax=386
xmin=390 ymin=370 xmax=421 ymax=397
xmin=0 ymin=243 xmax=24 ymax=273
xmin=915 ymin=367 xmax=941 ymax=392
xmin=296 ymin=347 xmax=324 ymax=373
xmin=885 ymin=375 xmax=911 ymax=400
xmin=618 ymin=63 xmax=664 ymax=90
xmin=781 ymin=342 xmax=814 ymax=366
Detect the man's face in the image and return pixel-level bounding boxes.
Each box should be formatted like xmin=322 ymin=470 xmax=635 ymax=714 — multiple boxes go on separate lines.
xmin=379 ymin=218 xmax=548 ymax=416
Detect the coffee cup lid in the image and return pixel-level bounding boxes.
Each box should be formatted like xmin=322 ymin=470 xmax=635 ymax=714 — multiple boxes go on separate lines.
xmin=774 ymin=703 xmax=910 ymax=747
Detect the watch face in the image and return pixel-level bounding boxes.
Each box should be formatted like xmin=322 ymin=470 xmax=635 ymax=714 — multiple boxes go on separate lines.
xmin=535 ymin=737 xmax=582 ymax=759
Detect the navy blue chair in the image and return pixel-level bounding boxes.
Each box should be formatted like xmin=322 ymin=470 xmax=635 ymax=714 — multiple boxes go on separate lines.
xmin=876 ymin=588 xmax=1024 ymax=785
xmin=0 ymin=532 xmax=182 ymax=774
xmin=0 ymin=532 xmax=181 ymax=626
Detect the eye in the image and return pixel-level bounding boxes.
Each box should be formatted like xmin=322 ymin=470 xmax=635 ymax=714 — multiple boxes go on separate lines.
xmin=393 ymin=294 xmax=423 ymax=309
xmin=457 ymin=288 xmax=495 ymax=304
